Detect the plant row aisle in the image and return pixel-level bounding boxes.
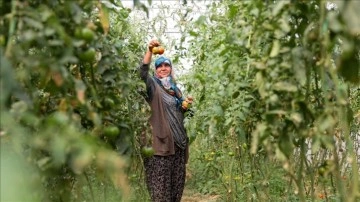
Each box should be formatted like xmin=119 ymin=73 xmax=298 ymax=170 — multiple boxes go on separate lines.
xmin=1 ymin=0 xmax=359 ymax=202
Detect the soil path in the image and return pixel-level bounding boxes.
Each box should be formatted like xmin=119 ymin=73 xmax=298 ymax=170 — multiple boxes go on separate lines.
xmin=181 ymin=189 xmax=220 ymax=202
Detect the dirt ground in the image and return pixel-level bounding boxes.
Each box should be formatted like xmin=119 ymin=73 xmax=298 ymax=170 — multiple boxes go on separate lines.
xmin=181 ymin=189 xmax=220 ymax=202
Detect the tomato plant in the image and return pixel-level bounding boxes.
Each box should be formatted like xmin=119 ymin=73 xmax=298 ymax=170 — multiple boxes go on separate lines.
xmin=0 ymin=0 xmax=148 ymax=201
xmin=1 ymin=0 xmax=359 ymax=201
xmin=182 ymin=0 xmax=360 ymax=201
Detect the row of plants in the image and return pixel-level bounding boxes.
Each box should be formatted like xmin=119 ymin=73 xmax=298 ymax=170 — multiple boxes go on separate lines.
xmin=1 ymin=0 xmax=154 ymax=201
xmin=182 ymin=0 xmax=359 ymax=201
xmin=1 ymin=0 xmax=359 ymax=201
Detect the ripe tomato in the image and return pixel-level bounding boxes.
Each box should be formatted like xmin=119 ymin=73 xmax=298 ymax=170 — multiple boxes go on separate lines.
xmin=182 ymin=100 xmax=191 ymax=110
xmin=152 ymin=46 xmax=165 ymax=55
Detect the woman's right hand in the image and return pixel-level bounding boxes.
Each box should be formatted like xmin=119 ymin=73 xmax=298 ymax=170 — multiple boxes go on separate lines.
xmin=148 ymin=39 xmax=160 ymax=52
xmin=143 ymin=39 xmax=160 ymax=64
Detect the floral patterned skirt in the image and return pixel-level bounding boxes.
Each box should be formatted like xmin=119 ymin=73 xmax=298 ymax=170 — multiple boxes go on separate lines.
xmin=143 ymin=145 xmax=186 ymax=202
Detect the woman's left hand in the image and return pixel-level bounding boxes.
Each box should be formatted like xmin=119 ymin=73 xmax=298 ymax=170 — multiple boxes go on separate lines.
xmin=181 ymin=96 xmax=193 ymax=110
xmin=185 ymin=96 xmax=193 ymax=104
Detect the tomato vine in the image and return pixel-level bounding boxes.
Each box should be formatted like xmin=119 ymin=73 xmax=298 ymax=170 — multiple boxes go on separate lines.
xmin=184 ymin=0 xmax=359 ymax=201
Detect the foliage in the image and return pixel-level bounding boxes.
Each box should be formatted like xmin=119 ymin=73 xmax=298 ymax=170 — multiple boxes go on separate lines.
xmin=0 ymin=0 xmax=149 ymax=201
xmin=183 ymin=0 xmax=360 ymax=201
xmin=1 ymin=0 xmax=359 ymax=201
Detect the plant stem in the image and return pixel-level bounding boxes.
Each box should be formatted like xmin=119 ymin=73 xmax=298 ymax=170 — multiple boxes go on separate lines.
xmin=84 ymin=171 xmax=95 ymax=202
xmin=5 ymin=0 xmax=17 ymax=57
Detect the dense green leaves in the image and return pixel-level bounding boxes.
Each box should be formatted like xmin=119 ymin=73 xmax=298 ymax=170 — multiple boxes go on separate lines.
xmin=183 ymin=0 xmax=359 ymax=201
xmin=1 ymin=0 xmax=359 ymax=201
xmin=1 ymin=0 xmax=147 ymax=201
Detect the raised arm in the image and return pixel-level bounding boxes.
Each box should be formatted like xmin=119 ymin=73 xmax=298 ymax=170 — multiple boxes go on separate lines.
xmin=139 ymin=39 xmax=160 ymax=81
xmin=139 ymin=39 xmax=161 ymax=101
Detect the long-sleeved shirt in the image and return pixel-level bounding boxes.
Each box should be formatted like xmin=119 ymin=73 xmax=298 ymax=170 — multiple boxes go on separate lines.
xmin=139 ymin=63 xmax=188 ymax=156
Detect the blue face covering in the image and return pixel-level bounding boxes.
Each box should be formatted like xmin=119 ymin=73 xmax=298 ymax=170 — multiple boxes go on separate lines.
xmin=155 ymin=56 xmax=172 ymax=69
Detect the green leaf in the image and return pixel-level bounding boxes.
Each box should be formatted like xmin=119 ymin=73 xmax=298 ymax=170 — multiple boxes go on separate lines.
xmin=189 ymin=30 xmax=199 ymax=37
xmin=0 ymin=52 xmax=15 ymax=105
xmin=196 ymin=15 xmax=207 ymax=25
xmin=255 ymin=71 xmax=267 ymax=98
xmin=337 ymin=51 xmax=360 ymax=84
xmin=278 ymin=134 xmax=293 ymax=159
xmin=224 ymin=117 xmax=232 ymax=126
xmin=279 ymin=18 xmax=291 ymax=34
xmin=51 ymin=136 xmax=67 ymax=167
xmin=269 ymin=40 xmax=280 ymax=57
xmin=272 ymin=0 xmax=289 ymax=17
xmin=318 ymin=115 xmax=335 ymax=132
xmin=213 ymin=105 xmax=223 ymax=116
xmin=37 ymin=157 xmax=52 ymax=170
xmin=23 ymin=17 xmax=44 ymax=29
xmin=1 ymin=145 xmax=40 ymax=201
xmin=327 ymin=12 xmax=343 ymax=33
xmin=10 ymin=101 xmax=28 ymax=119
xmin=99 ymin=3 xmax=110 ymax=34
xmin=228 ymin=4 xmax=238 ymax=19
xmin=250 ymin=8 xmax=259 ymax=17
xmin=273 ymin=82 xmax=297 ymax=92
xmin=290 ymin=112 xmax=303 ymax=127
xmin=291 ymin=47 xmax=307 ymax=86
xmin=251 ymin=123 xmax=267 ymax=154
xmin=342 ymin=0 xmax=360 ymax=36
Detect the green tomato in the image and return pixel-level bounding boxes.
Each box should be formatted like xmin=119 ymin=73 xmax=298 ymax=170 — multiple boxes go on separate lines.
xmin=79 ymin=48 xmax=96 ymax=62
xmin=48 ymin=112 xmax=69 ymax=126
xmin=318 ymin=167 xmax=326 ymax=176
xmin=141 ymin=146 xmax=155 ymax=157
xmin=75 ymin=27 xmax=95 ymax=42
xmin=103 ymin=97 xmax=115 ymax=108
xmin=103 ymin=126 xmax=120 ymax=137
xmin=80 ymin=28 xmax=95 ymax=42
xmin=74 ymin=27 xmax=83 ymax=39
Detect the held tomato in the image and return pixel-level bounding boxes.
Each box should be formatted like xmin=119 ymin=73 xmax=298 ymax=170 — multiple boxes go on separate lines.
xmin=152 ymin=46 xmax=165 ymax=55
xmin=182 ymin=100 xmax=191 ymax=110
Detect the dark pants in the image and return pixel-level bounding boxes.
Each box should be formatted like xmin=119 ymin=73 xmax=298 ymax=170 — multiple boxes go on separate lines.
xmin=144 ymin=145 xmax=186 ymax=202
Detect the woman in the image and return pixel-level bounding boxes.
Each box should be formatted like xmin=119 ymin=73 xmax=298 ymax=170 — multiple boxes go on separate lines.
xmin=138 ymin=39 xmax=193 ymax=202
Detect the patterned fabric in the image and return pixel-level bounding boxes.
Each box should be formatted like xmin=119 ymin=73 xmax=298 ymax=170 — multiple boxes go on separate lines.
xmin=159 ymin=77 xmax=172 ymax=90
xmin=153 ymin=76 xmax=184 ymax=110
xmin=144 ymin=145 xmax=186 ymax=202
xmin=159 ymin=85 xmax=188 ymax=150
